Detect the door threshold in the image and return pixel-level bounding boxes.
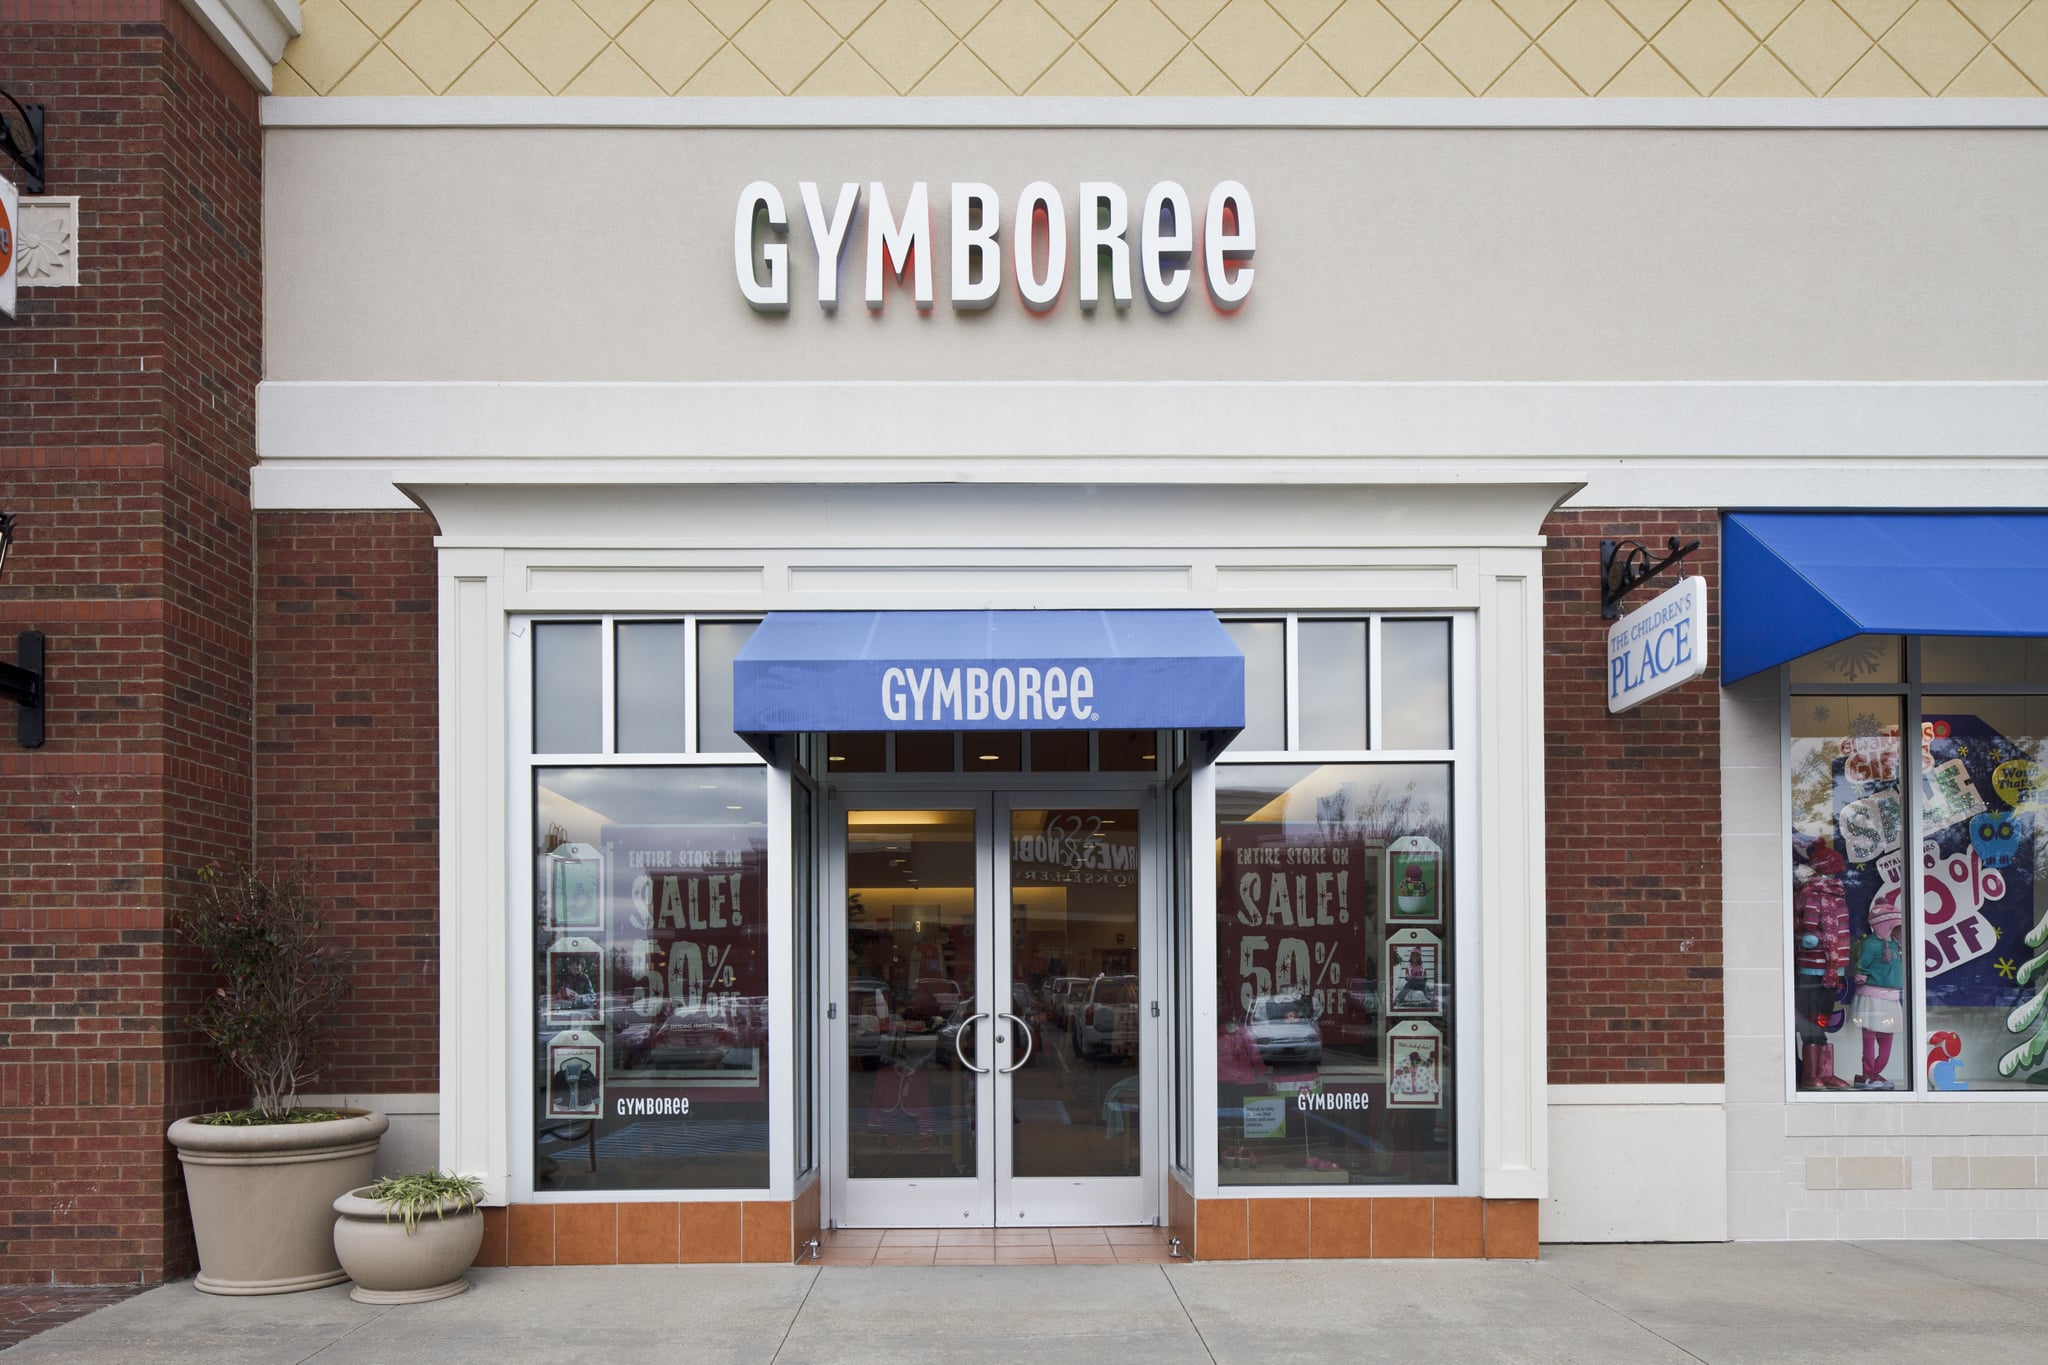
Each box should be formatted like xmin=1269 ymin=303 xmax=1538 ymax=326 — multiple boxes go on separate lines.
xmin=809 ymin=1226 xmax=1176 ymax=1266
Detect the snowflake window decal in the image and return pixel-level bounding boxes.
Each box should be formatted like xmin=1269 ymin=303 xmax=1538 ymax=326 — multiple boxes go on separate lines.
xmin=1818 ymin=639 xmax=1888 ymax=682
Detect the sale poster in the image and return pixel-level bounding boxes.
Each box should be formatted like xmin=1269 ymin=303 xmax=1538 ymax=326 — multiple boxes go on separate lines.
xmin=605 ymin=824 xmax=769 ymax=1085
xmin=1217 ymin=821 xmax=1373 ymax=1028
xmin=1920 ymin=716 xmax=2036 ymax=1013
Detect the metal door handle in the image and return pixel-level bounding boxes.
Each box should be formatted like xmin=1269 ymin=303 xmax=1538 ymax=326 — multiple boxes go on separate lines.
xmin=954 ymin=1011 xmax=991 ymax=1074
xmin=997 ymin=1012 xmax=1034 ymax=1073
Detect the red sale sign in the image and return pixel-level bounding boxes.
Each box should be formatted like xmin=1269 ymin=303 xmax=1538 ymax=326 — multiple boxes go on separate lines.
xmin=1923 ymin=842 xmax=2003 ymax=977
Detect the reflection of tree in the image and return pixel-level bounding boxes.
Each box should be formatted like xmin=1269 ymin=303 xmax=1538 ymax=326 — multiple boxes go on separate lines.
xmin=1789 ymin=740 xmax=1837 ymax=835
xmin=1316 ymin=776 xmax=1449 ymax=850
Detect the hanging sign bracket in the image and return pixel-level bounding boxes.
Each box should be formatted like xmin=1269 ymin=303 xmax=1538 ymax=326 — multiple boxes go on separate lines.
xmin=1601 ymin=536 xmax=1701 ymax=620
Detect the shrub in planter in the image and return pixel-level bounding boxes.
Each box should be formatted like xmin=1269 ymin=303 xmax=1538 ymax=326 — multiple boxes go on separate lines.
xmin=166 ymin=865 xmax=388 ymax=1295
xmin=333 ymin=1172 xmax=487 ymax=1304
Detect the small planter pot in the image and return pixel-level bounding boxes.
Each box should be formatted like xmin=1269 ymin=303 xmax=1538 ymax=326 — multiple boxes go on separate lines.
xmin=332 ymin=1188 xmax=484 ymax=1304
xmin=168 ymin=1109 xmax=389 ymax=1296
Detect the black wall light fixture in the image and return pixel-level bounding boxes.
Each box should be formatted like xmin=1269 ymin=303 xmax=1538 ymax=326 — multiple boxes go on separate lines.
xmin=0 ymin=86 xmax=47 ymax=195
xmin=0 ymin=512 xmax=47 ymax=748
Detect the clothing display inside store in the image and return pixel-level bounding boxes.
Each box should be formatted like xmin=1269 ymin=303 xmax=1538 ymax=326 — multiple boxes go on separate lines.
xmin=1787 ymin=635 xmax=2048 ymax=1096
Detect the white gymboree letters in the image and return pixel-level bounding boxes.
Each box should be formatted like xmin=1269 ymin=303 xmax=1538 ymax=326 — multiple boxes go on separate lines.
xmin=880 ymin=665 xmax=1096 ymax=724
xmin=735 ymin=180 xmax=1255 ymax=315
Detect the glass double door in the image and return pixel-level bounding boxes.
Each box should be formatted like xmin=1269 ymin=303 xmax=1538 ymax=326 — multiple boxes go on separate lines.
xmin=831 ymin=790 xmax=1154 ymax=1228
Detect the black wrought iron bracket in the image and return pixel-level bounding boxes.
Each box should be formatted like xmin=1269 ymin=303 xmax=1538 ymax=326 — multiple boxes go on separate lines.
xmin=0 ymin=87 xmax=45 ymax=195
xmin=1601 ymin=536 xmax=1701 ymax=620
xmin=0 ymin=632 xmax=44 ymax=748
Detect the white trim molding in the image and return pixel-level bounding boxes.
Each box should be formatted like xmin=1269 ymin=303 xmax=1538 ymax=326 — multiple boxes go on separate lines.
xmin=1479 ymin=549 xmax=1548 ymax=1201
xmin=176 ymin=0 xmax=301 ymax=96
xmin=418 ymin=479 xmax=1562 ymax=1208
xmin=252 ymin=380 xmax=2048 ymax=512
xmin=261 ymin=96 xmax=2048 ymax=131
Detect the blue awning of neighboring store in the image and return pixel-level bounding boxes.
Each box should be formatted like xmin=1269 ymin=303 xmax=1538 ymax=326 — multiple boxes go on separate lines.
xmin=1722 ymin=512 xmax=2048 ymax=683
xmin=733 ymin=610 xmax=1244 ymax=741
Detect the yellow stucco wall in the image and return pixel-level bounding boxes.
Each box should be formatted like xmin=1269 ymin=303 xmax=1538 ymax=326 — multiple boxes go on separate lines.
xmin=276 ymin=0 xmax=2046 ymax=96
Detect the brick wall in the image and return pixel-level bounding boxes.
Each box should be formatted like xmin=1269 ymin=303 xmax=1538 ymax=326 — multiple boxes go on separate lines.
xmin=0 ymin=1 xmax=261 ymax=1285
xmin=255 ymin=512 xmax=441 ymax=1093
xmin=1543 ymin=508 xmax=1724 ymax=1086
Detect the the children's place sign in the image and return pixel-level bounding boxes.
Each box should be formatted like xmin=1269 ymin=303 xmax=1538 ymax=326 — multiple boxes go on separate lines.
xmin=1606 ymin=576 xmax=1708 ymax=713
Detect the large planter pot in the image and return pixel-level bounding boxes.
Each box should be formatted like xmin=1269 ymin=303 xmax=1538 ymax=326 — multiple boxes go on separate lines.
xmin=332 ymin=1188 xmax=484 ymax=1304
xmin=167 ymin=1109 xmax=388 ymax=1296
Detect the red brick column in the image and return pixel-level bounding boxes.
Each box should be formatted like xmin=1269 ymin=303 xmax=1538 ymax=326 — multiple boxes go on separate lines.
xmin=1542 ymin=509 xmax=1724 ymax=1086
xmin=0 ymin=2 xmax=262 ymax=1285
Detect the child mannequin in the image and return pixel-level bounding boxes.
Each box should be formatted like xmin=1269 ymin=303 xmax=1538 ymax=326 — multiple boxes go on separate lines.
xmin=1851 ymin=897 xmax=1904 ymax=1090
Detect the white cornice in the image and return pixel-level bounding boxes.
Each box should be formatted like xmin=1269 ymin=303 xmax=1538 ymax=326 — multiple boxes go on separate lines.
xmin=259 ymin=96 xmax=2048 ymax=131
xmin=251 ymin=379 xmax=2048 ymax=511
xmin=177 ymin=0 xmax=301 ymax=97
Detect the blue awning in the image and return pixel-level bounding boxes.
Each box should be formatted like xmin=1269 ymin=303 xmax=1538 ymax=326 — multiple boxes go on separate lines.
xmin=1722 ymin=512 xmax=2048 ymax=683
xmin=733 ymin=610 xmax=1244 ymax=737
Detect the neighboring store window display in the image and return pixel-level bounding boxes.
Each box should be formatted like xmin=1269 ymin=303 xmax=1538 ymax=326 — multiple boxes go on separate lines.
xmin=1212 ymin=614 xmax=1460 ymax=1187
xmin=1788 ymin=635 xmax=2048 ymax=1095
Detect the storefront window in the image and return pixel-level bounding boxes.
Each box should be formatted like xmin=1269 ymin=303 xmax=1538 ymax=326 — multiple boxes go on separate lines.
xmin=1789 ymin=695 xmax=1907 ymax=1091
xmin=1217 ymin=764 xmax=1456 ymax=1185
xmin=1787 ymin=635 xmax=2048 ymax=1096
xmin=533 ymin=766 xmax=770 ymax=1190
xmin=1924 ymin=696 xmax=2047 ymax=1091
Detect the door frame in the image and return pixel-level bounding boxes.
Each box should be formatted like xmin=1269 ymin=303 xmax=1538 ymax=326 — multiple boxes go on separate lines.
xmin=823 ymin=779 xmax=1165 ymax=1228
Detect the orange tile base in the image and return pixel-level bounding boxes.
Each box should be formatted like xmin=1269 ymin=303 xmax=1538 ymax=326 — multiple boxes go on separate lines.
xmin=475 ymin=1194 xmax=1536 ymax=1266
xmin=1179 ymin=1194 xmax=1536 ymax=1261
xmin=478 ymin=1200 xmax=798 ymax=1266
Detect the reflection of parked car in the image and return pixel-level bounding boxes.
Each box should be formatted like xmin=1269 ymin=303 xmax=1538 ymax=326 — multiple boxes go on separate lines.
xmin=847 ymin=978 xmax=892 ymax=1068
xmin=613 ymin=1005 xmax=738 ymax=1071
xmin=1245 ymin=994 xmax=1322 ymax=1069
xmin=1042 ymin=977 xmax=1089 ymax=1030
xmin=1074 ymin=975 xmax=1140 ymax=1061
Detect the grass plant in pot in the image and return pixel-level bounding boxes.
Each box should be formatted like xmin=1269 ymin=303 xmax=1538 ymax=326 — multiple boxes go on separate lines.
xmin=333 ymin=1172 xmax=487 ymax=1304
xmin=166 ymin=865 xmax=388 ymax=1295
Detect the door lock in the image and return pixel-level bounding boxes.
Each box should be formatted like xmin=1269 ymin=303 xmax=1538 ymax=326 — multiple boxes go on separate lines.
xmin=828 ymin=1002 xmax=838 ymax=1020
xmin=1150 ymin=1001 xmax=1160 ymax=1017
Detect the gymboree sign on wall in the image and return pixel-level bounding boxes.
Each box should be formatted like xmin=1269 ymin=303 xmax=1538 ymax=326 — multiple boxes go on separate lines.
xmin=734 ymin=180 xmax=1255 ymax=315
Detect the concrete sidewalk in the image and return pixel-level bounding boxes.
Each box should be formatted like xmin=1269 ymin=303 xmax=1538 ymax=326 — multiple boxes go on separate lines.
xmin=7 ymin=1240 xmax=2045 ymax=1363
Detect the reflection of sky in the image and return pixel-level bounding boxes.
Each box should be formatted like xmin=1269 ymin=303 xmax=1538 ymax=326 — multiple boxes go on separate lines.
xmin=1218 ymin=763 xmax=1449 ymax=841
xmin=1380 ymin=621 xmax=1450 ymax=750
xmin=538 ymin=767 xmax=766 ymax=849
xmin=1224 ymin=621 xmax=1285 ymax=751
xmin=1223 ymin=618 xmax=1451 ymax=754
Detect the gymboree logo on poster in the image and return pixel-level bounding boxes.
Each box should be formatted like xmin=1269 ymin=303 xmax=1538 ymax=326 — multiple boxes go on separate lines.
xmin=734 ymin=179 xmax=1255 ymax=316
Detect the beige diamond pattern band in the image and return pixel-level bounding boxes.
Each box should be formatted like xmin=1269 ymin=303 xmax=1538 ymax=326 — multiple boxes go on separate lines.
xmin=277 ymin=0 xmax=2048 ymax=95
